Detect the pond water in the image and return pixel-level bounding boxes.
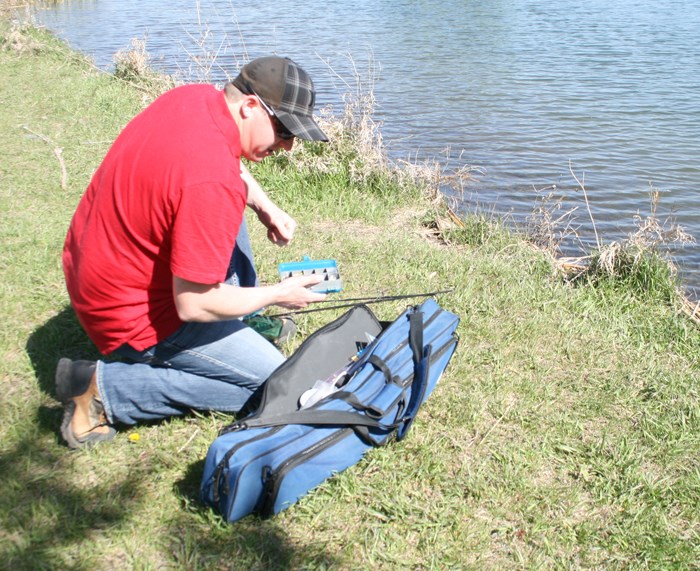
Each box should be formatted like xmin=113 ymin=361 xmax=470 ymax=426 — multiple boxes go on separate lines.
xmin=28 ymin=0 xmax=700 ymax=296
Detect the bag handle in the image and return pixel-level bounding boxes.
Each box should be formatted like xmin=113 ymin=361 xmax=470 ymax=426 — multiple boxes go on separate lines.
xmin=238 ymin=408 xmax=397 ymax=430
xmin=402 ymin=309 xmax=435 ymax=439
xmin=365 ymin=309 xmax=430 ymax=442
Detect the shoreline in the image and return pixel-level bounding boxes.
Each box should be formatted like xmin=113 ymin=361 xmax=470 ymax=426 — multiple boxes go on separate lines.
xmin=20 ymin=0 xmax=700 ymax=303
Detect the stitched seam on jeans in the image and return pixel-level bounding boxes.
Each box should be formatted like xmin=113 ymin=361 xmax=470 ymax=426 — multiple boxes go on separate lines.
xmin=178 ymin=348 xmax=259 ymax=382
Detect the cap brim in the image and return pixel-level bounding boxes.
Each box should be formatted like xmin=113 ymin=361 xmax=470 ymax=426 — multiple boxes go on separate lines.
xmin=276 ymin=110 xmax=329 ymax=142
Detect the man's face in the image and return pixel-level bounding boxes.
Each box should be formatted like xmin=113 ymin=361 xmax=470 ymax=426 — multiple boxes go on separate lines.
xmin=242 ymin=98 xmax=295 ymax=162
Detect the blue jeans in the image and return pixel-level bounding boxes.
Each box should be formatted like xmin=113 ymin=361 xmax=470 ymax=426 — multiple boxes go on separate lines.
xmin=96 ymin=218 xmax=285 ymax=426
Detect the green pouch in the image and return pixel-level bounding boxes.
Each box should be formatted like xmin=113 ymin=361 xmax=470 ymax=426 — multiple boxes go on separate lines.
xmin=243 ymin=315 xmax=296 ymax=344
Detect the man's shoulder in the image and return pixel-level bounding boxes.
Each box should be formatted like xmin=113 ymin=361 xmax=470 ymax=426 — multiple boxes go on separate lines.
xmin=133 ymin=83 xmax=228 ymax=141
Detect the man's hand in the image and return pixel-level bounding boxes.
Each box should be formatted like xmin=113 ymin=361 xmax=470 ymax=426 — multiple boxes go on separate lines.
xmin=257 ymin=203 xmax=297 ymax=246
xmin=273 ymin=274 xmax=327 ymax=309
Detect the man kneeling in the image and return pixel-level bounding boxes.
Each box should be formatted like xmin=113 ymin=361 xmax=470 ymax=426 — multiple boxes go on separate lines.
xmin=57 ymin=57 xmax=328 ymax=448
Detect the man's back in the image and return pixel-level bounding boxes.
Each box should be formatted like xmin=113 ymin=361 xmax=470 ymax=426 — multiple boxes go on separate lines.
xmin=63 ymin=84 xmax=247 ymax=354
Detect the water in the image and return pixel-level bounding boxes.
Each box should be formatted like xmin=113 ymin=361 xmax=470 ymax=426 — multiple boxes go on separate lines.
xmin=28 ymin=0 xmax=700 ymax=295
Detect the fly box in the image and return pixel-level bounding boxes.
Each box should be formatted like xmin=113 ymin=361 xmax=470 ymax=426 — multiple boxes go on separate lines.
xmin=278 ymin=256 xmax=342 ymax=293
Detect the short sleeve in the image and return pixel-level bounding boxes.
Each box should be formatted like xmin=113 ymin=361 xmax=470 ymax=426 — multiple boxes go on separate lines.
xmin=169 ymin=181 xmax=247 ymax=284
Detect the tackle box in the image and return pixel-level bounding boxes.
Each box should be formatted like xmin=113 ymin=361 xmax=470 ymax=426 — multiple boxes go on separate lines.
xmin=278 ymin=256 xmax=343 ymax=293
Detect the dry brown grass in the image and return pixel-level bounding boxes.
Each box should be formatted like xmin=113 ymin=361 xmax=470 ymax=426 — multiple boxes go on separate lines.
xmin=112 ymin=37 xmax=177 ymax=101
xmin=1 ymin=20 xmax=44 ymax=52
xmin=1 ymin=0 xmax=64 ymax=19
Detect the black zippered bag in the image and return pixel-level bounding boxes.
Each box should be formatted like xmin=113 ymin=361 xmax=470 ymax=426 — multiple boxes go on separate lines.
xmin=200 ymin=298 xmax=459 ymax=522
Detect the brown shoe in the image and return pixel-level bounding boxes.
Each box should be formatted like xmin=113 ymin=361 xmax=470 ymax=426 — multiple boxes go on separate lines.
xmin=60 ymin=401 xmax=116 ymax=449
xmin=55 ymin=358 xmax=115 ymax=449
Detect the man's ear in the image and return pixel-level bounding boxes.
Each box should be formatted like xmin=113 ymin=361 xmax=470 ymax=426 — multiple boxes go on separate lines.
xmin=239 ymin=95 xmax=258 ymax=119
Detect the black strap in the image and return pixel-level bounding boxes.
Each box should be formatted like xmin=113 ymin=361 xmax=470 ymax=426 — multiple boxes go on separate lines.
xmin=409 ymin=309 xmax=423 ymax=367
xmin=334 ymin=391 xmax=385 ymax=418
xmin=241 ymin=408 xmax=402 ymax=431
xmin=352 ymin=398 xmax=407 ymax=447
xmin=396 ymin=310 xmax=430 ymax=441
xmin=367 ymin=354 xmax=395 ymax=385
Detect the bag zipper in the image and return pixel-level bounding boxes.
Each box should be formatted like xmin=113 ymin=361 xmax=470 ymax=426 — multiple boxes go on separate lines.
xmin=210 ymin=426 xmax=283 ymax=504
xmin=258 ymin=428 xmax=354 ymax=517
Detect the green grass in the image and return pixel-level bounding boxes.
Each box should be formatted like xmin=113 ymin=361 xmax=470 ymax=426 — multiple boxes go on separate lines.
xmin=2 ymin=21 xmax=700 ymax=570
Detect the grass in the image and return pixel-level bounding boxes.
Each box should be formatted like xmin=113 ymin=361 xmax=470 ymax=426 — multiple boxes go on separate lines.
xmin=2 ymin=20 xmax=700 ymax=570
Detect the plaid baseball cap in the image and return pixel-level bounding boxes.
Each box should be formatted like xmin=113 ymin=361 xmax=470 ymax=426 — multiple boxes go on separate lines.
xmin=233 ymin=56 xmax=328 ymax=142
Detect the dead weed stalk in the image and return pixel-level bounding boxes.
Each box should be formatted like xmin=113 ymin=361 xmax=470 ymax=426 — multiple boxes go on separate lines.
xmin=113 ymin=38 xmax=176 ymax=100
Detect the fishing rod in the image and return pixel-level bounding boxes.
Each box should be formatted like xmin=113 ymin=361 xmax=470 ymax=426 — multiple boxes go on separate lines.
xmin=269 ymin=288 xmax=455 ymax=317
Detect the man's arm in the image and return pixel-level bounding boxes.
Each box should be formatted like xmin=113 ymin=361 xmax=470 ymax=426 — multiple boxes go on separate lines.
xmin=173 ymin=274 xmax=325 ymax=322
xmin=240 ymin=163 xmax=296 ymax=246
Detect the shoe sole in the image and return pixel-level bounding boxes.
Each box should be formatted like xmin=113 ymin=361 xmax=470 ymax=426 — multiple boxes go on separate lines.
xmin=60 ymin=400 xmax=116 ymax=449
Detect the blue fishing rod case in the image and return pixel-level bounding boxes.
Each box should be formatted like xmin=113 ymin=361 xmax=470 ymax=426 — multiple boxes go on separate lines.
xmin=200 ymin=298 xmax=460 ymax=522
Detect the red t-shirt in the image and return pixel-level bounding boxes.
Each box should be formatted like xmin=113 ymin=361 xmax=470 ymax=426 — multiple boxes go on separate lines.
xmin=63 ymin=84 xmax=247 ymax=354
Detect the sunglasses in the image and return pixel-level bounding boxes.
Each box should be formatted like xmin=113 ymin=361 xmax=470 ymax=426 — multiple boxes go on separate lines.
xmin=253 ymin=93 xmax=295 ymax=141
